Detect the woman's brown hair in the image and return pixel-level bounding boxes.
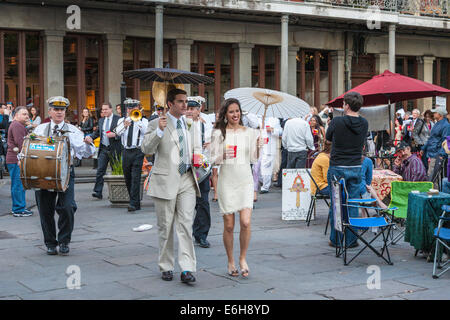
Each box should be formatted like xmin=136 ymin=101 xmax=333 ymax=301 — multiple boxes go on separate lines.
xmin=214 ymin=98 xmax=243 ymax=140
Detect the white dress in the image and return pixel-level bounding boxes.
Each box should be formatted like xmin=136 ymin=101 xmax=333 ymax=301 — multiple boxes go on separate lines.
xmin=211 ymin=127 xmax=259 ymax=215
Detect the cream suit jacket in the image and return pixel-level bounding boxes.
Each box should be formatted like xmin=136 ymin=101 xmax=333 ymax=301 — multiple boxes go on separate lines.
xmin=141 ymin=116 xmax=201 ymax=200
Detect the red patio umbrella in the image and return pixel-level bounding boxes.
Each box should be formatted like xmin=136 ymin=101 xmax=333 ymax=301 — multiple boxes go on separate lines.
xmin=326 ymin=70 xmax=450 ymax=108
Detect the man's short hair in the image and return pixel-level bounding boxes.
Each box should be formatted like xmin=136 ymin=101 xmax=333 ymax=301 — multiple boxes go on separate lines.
xmin=167 ymin=89 xmax=187 ymax=104
xmin=343 ymin=92 xmax=363 ymax=112
xmin=412 ymin=109 xmax=420 ymax=115
xmin=102 ymin=102 xmax=112 ymax=109
xmin=12 ymin=106 xmax=28 ymax=118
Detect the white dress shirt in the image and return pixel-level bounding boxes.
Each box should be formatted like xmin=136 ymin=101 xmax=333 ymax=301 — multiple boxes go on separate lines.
xmin=116 ymin=117 xmax=149 ymax=149
xmin=33 ymin=120 xmax=95 ymax=160
xmin=156 ymin=112 xmax=191 ymax=169
xmin=101 ymin=114 xmax=114 ymax=146
xmin=282 ymin=117 xmax=315 ymax=153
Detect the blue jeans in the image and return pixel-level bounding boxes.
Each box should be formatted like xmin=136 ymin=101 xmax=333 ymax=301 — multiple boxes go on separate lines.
xmin=327 ymin=166 xmax=362 ymax=247
xmin=6 ymin=163 xmax=26 ymax=213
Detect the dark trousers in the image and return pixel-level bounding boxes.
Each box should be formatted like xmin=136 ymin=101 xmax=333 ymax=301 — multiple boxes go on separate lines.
xmin=122 ymin=148 xmax=145 ymax=208
xmin=93 ymin=145 xmax=114 ymax=195
xmin=287 ymin=150 xmax=307 ymax=169
xmin=193 ymin=174 xmax=211 ymax=242
xmin=36 ymin=166 xmax=75 ymax=248
xmin=276 ymin=148 xmax=288 ymax=186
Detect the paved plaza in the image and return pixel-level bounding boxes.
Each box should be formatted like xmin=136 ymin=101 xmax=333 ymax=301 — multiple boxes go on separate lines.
xmin=0 ymin=168 xmax=448 ymax=300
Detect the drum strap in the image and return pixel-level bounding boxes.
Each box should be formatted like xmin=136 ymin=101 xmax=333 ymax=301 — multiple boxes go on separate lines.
xmin=201 ymin=122 xmax=205 ymax=147
xmin=45 ymin=122 xmax=69 ymax=137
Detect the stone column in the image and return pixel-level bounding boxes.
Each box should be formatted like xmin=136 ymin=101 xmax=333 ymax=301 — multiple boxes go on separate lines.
xmin=104 ymin=34 xmax=125 ymax=109
xmin=388 ymin=24 xmax=396 ymax=72
xmin=288 ymin=46 xmax=299 ymax=96
xmin=42 ymin=30 xmax=65 ymax=117
xmin=375 ymin=53 xmax=389 ymax=74
xmin=345 ymin=50 xmax=353 ymax=91
xmin=417 ymin=56 xmax=435 ymax=111
xmin=280 ymin=15 xmax=289 ymax=93
xmin=155 ymin=4 xmax=164 ymax=68
xmin=331 ymin=50 xmax=345 ymax=99
xmin=232 ymin=43 xmax=254 ymax=87
xmin=174 ymin=39 xmax=193 ymax=95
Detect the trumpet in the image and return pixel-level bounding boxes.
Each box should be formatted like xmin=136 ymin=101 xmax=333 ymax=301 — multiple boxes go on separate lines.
xmin=114 ymin=108 xmax=143 ymax=135
xmin=130 ymin=108 xmax=143 ymax=122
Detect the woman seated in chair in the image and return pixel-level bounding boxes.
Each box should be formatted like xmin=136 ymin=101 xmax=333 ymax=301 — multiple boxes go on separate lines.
xmin=360 ymin=148 xmax=388 ymax=216
xmin=310 ymin=140 xmax=331 ymax=196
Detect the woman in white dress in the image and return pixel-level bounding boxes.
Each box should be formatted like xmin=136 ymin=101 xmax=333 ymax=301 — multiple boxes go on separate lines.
xmin=210 ymin=98 xmax=260 ymax=278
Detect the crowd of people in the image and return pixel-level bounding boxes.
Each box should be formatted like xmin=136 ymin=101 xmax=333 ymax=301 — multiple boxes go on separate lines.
xmin=0 ymin=89 xmax=449 ymax=284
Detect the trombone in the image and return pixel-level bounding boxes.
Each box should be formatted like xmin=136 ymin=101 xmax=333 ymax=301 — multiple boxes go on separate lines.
xmin=113 ymin=108 xmax=143 ymax=135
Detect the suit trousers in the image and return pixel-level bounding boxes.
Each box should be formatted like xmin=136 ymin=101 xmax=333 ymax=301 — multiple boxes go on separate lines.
xmin=193 ymin=174 xmax=211 ymax=242
xmin=276 ymin=148 xmax=288 ymax=187
xmin=36 ymin=166 xmax=75 ymax=248
xmin=152 ymin=171 xmax=197 ymax=272
xmin=287 ymin=150 xmax=308 ymax=169
xmin=122 ymin=148 xmax=145 ymax=208
xmin=93 ymin=145 xmax=113 ymax=195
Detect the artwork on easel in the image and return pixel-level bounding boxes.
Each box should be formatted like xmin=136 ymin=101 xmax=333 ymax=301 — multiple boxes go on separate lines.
xmin=282 ymin=169 xmax=312 ymax=221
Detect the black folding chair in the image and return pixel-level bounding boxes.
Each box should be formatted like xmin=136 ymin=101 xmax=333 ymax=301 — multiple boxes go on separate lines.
xmin=305 ymin=169 xmax=330 ymax=234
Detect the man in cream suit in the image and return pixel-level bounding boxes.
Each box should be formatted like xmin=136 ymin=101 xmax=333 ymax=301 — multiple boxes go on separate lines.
xmin=141 ymin=88 xmax=200 ymax=284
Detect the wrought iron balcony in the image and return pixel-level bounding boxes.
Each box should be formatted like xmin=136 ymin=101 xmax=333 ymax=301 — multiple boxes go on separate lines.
xmin=285 ymin=0 xmax=449 ymax=18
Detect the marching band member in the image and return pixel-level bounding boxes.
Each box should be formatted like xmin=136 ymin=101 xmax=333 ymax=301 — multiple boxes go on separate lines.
xmin=85 ymin=102 xmax=122 ymax=200
xmin=253 ymin=116 xmax=282 ymax=196
xmin=33 ymin=96 xmax=95 ymax=255
xmin=115 ymin=98 xmax=149 ymax=212
xmin=186 ymin=96 xmax=212 ymax=248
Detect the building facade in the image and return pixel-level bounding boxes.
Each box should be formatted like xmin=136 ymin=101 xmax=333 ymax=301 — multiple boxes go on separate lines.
xmin=0 ymin=0 xmax=449 ymax=121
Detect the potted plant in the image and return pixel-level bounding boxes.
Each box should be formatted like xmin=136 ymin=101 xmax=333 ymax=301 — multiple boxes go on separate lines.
xmin=104 ymin=154 xmax=148 ymax=207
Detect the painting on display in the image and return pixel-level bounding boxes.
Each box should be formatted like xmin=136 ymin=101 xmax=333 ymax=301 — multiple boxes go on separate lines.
xmin=282 ymin=169 xmax=312 ymax=221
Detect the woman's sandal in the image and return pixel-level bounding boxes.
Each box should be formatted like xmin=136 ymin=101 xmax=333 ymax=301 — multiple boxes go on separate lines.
xmin=228 ymin=269 xmax=239 ymax=277
xmin=212 ymin=198 xmax=218 ymax=202
xmin=241 ymin=269 xmax=249 ymax=278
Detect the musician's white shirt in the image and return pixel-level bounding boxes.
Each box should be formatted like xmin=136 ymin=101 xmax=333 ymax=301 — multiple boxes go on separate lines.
xmin=33 ymin=120 xmax=96 ymax=160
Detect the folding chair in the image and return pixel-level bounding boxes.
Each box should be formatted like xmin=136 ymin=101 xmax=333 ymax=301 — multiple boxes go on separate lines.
xmin=305 ymin=169 xmax=330 ymax=234
xmin=432 ymin=205 xmax=450 ymax=279
xmin=385 ymin=181 xmax=433 ymax=246
xmin=332 ymin=177 xmax=396 ymax=266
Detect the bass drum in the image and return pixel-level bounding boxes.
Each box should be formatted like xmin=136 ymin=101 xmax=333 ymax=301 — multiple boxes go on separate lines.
xmin=20 ymin=135 xmax=71 ymax=192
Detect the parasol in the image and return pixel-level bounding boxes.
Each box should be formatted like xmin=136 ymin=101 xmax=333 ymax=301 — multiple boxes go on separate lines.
xmin=123 ymin=67 xmax=214 ymax=114
xmin=224 ymin=87 xmax=310 ymax=127
xmin=326 ymin=70 xmax=450 ymax=108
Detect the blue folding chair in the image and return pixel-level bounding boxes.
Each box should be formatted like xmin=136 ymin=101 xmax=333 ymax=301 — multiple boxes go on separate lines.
xmin=332 ymin=177 xmax=397 ymax=266
xmin=432 ymin=205 xmax=450 ymax=279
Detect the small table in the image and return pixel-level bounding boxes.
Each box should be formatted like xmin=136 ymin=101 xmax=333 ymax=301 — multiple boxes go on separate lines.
xmin=405 ymin=192 xmax=450 ymax=256
xmin=371 ymin=169 xmax=403 ymax=201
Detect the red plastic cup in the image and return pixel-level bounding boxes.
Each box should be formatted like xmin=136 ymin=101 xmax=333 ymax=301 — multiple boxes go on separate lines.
xmin=193 ymin=154 xmax=202 ymax=167
xmin=264 ymin=137 xmax=269 ymax=144
xmin=226 ymin=145 xmax=237 ymax=158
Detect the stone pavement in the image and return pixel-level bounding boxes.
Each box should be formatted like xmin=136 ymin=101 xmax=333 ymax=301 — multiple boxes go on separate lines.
xmin=0 ymin=170 xmax=448 ymax=300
